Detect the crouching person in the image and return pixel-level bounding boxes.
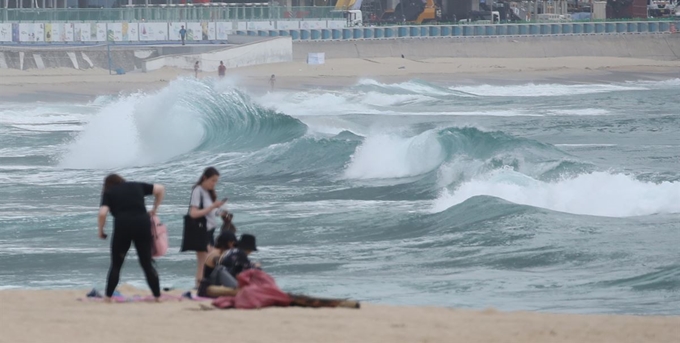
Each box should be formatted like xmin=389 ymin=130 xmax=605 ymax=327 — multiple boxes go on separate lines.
xmin=197 ymin=232 xmax=237 ymax=298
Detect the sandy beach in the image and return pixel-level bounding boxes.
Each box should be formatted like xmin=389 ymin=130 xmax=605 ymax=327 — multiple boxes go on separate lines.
xmin=0 ymin=285 xmax=677 ymax=343
xmin=1 ymin=56 xmax=680 ymax=100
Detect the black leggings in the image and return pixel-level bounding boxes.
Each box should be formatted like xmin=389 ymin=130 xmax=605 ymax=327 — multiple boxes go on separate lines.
xmin=106 ymin=215 xmax=161 ymax=298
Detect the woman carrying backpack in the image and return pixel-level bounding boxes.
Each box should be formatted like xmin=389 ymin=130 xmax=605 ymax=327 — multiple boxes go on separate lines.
xmin=181 ymin=167 xmax=226 ymax=288
xmin=97 ymin=174 xmax=166 ymax=302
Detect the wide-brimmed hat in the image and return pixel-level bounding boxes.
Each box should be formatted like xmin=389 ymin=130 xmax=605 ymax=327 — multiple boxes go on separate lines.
xmin=238 ymin=234 xmax=257 ymax=251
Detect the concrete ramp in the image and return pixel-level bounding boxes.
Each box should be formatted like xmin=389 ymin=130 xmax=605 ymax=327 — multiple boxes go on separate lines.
xmin=143 ymin=37 xmax=293 ymax=72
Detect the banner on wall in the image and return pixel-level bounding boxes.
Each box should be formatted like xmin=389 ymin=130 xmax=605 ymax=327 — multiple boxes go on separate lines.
xmin=186 ymin=22 xmax=201 ymax=41
xmin=95 ymin=23 xmax=107 ymax=41
xmin=64 ymin=23 xmax=74 ymax=42
xmin=247 ymin=21 xmax=274 ymax=30
xmin=327 ymin=20 xmax=346 ymax=29
xmin=0 ymin=24 xmax=11 ymax=42
xmin=74 ymin=23 xmax=88 ymax=42
xmin=277 ymin=21 xmax=299 ymax=30
xmin=19 ymin=23 xmax=45 ymax=42
xmin=126 ymin=22 xmax=139 ymax=41
xmin=139 ymin=23 xmax=167 ymax=41
xmin=201 ymin=22 xmax=216 ymax=40
xmin=299 ymin=21 xmax=325 ymax=29
xmin=216 ymin=22 xmax=231 ymax=40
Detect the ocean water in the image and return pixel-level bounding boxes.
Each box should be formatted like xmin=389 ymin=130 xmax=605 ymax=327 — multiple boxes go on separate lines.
xmin=0 ymin=77 xmax=679 ymax=315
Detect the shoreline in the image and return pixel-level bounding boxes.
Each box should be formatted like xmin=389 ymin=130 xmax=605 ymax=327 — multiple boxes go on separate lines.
xmin=1 ymin=286 xmax=679 ymax=343
xmin=1 ymin=56 xmax=679 ymax=102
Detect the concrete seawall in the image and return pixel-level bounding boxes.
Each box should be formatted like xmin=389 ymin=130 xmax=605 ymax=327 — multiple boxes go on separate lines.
xmin=143 ymin=37 xmax=292 ymax=72
xmin=0 ymin=35 xmax=291 ymax=72
xmin=293 ymin=34 xmax=680 ymax=61
xmin=0 ymin=45 xmax=158 ymax=71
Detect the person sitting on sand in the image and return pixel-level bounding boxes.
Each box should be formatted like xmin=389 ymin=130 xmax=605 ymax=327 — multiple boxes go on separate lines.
xmin=220 ymin=234 xmax=261 ymax=278
xmin=198 ymin=232 xmax=238 ymax=297
xmin=97 ymin=174 xmax=166 ymax=303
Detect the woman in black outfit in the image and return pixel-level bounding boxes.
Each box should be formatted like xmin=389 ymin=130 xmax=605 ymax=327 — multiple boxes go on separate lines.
xmin=97 ymin=174 xmax=166 ymax=302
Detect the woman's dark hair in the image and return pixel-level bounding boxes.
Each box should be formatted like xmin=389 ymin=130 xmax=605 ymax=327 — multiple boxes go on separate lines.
xmin=103 ymin=174 xmax=125 ymax=193
xmin=195 ymin=167 xmax=219 ymax=202
xmin=215 ymin=232 xmax=236 ymax=250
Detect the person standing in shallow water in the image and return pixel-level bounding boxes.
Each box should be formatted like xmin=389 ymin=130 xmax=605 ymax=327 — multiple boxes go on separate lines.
xmin=97 ymin=174 xmax=166 ymax=302
xmin=218 ymin=61 xmax=226 ymax=78
xmin=194 ymin=61 xmax=200 ymax=79
xmin=183 ymin=167 xmax=226 ymax=288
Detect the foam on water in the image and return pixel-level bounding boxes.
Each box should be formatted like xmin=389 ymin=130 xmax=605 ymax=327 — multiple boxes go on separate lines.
xmin=59 ymin=90 xmax=204 ymax=169
xmin=547 ymin=108 xmax=612 ymax=116
xmin=450 ymin=83 xmax=647 ymax=97
xmin=344 ymin=130 xmax=445 ymax=179
xmin=433 ymin=168 xmax=680 ymax=217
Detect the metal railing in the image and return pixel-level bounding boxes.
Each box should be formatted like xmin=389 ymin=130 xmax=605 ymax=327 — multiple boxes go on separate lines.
xmin=0 ymin=5 xmax=342 ymax=22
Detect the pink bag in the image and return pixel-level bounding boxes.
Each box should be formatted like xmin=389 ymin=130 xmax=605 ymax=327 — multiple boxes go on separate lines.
xmin=150 ymin=215 xmax=168 ymax=258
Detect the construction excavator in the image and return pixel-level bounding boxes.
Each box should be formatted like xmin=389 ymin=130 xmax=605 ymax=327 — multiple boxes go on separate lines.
xmin=334 ymin=0 xmax=441 ymax=26
xmin=379 ymin=0 xmax=441 ymax=24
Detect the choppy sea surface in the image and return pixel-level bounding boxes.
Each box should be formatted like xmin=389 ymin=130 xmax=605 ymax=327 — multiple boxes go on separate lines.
xmin=0 ymin=77 xmax=678 ymax=315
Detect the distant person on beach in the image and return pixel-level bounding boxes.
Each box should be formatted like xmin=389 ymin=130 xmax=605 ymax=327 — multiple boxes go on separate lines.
xmin=270 ymin=74 xmax=276 ymax=91
xmin=181 ymin=167 xmax=226 ymax=288
xmin=220 ymin=234 xmax=261 ymax=278
xmin=179 ymin=25 xmax=187 ymax=45
xmin=194 ymin=61 xmax=200 ymax=78
xmin=218 ymin=61 xmax=226 ymax=78
xmin=97 ymin=174 xmax=166 ymax=302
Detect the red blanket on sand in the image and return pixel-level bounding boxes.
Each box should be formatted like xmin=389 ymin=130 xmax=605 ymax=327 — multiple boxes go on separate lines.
xmin=212 ymin=269 xmax=292 ymax=309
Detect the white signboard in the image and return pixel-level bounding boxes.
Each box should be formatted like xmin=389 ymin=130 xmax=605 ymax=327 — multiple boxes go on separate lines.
xmin=95 ymin=23 xmax=107 ymax=41
xmin=277 ymin=21 xmax=299 ymax=30
xmin=327 ymin=20 xmax=346 ymax=29
xmin=64 ymin=23 xmax=75 ymax=42
xmin=307 ymin=52 xmax=325 ymax=65
xmin=45 ymin=23 xmax=63 ymax=42
xmin=0 ymin=23 xmax=11 ymax=42
xmin=216 ymin=22 xmax=231 ymax=40
xmin=74 ymin=23 xmax=89 ymax=42
xmin=123 ymin=22 xmax=139 ymax=42
xmin=186 ymin=22 xmax=202 ymax=41
xmin=19 ymin=23 xmax=45 ymax=42
xmin=300 ymin=21 xmax=326 ymax=29
xmin=205 ymin=22 xmax=216 ymax=40
xmin=107 ymin=23 xmax=122 ymax=41
xmin=139 ymin=23 xmax=167 ymax=41
xmin=247 ymin=21 xmax=275 ymax=30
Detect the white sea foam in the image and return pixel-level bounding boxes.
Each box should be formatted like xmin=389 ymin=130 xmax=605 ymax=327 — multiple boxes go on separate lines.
xmin=344 ymin=130 xmax=445 ymax=179
xmin=433 ymin=168 xmax=680 ymax=217
xmin=450 ymin=83 xmax=646 ymax=97
xmin=59 ymin=83 xmax=204 ymax=169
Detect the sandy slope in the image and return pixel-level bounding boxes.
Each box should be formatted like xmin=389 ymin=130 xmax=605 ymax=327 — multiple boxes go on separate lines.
xmin=1 ymin=56 xmax=679 ymax=100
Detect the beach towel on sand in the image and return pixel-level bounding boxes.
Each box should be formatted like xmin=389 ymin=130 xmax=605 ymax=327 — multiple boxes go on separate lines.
xmin=78 ymin=288 xmax=210 ymax=303
xmin=212 ymin=269 xmax=292 ymax=309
